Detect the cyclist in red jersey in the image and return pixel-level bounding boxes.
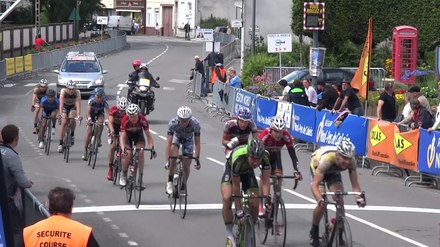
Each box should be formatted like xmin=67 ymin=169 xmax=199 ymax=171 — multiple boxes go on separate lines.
xmin=258 ymin=116 xmax=302 ymax=214
xmin=106 ymin=97 xmax=128 ymax=180
xmin=119 ymin=104 xmax=157 ymax=187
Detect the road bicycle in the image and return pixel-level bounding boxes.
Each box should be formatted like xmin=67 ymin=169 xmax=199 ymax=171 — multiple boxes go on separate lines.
xmin=122 ymin=147 xmax=154 ymax=209
xmin=167 ymin=155 xmax=200 ymax=219
xmin=231 ymin=193 xmax=268 ymax=247
xmin=59 ymin=116 xmax=81 ymax=163
xmin=105 ymin=122 xmax=121 ymax=185
xmin=87 ymin=119 xmax=102 ymax=169
xmin=258 ymin=174 xmax=300 ymax=247
xmin=320 ymin=190 xmax=366 ymax=247
xmin=40 ymin=115 xmax=54 ymax=156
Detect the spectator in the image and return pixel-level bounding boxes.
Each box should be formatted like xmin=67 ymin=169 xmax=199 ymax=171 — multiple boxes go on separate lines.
xmin=210 ymin=63 xmax=226 ymax=84
xmin=184 ymin=22 xmax=191 ymax=40
xmin=155 ymin=23 xmax=160 ymax=36
xmin=215 ymin=51 xmax=224 ymax=65
xmin=204 ymin=52 xmax=216 ymax=67
xmin=401 ymin=86 xmax=431 ymax=124
xmin=376 ymin=81 xmax=397 ymax=121
xmin=316 ymin=81 xmax=339 ymax=110
xmin=278 ymin=79 xmax=291 ymax=101
xmin=194 ymin=55 xmax=206 ymax=97
xmin=227 ymin=67 xmax=241 ymax=89
xmin=396 ymin=92 xmax=413 ymax=123
xmin=332 ymin=81 xmax=363 ymax=116
xmin=288 ymin=80 xmax=309 ymax=106
xmin=23 ymin=187 xmax=100 ymax=247
xmin=428 ymin=103 xmax=440 ymax=132
xmin=302 ymin=79 xmax=318 ymax=107
xmin=35 ymin=34 xmax=48 ymax=51
xmin=408 ymin=98 xmax=433 ymax=130
xmin=1 ymin=124 xmax=33 ymax=246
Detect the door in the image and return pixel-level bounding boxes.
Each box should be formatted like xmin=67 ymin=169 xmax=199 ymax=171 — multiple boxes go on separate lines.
xmin=162 ymin=6 xmax=173 ymax=36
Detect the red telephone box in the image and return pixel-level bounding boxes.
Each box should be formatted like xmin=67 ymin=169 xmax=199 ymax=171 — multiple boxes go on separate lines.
xmin=391 ymin=26 xmax=418 ymax=84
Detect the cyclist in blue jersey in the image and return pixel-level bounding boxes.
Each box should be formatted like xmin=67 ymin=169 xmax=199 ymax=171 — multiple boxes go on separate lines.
xmin=82 ymin=88 xmax=109 ymax=161
xmin=165 ymin=106 xmax=201 ymax=195
xmin=38 ymin=89 xmax=59 ymax=149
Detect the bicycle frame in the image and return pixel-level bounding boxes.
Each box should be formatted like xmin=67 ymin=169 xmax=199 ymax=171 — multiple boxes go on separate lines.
xmin=60 ymin=116 xmax=80 ymax=163
xmin=87 ymin=120 xmax=102 ymax=169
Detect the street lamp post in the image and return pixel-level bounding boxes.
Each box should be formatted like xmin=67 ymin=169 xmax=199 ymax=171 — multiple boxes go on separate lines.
xmin=251 ymin=0 xmax=256 ymax=56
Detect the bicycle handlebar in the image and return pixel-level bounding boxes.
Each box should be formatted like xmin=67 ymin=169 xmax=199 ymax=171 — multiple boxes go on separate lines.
xmin=123 ymin=147 xmax=155 ymax=160
xmin=270 ymin=172 xmax=301 ymax=190
xmin=322 ymin=191 xmax=366 ymax=205
xmin=168 ymin=155 xmax=200 ymax=167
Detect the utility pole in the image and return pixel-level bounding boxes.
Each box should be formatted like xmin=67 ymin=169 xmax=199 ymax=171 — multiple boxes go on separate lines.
xmin=35 ymin=0 xmax=40 ymax=35
xmin=312 ymin=0 xmax=319 ymax=86
xmin=251 ymin=0 xmax=256 ymax=56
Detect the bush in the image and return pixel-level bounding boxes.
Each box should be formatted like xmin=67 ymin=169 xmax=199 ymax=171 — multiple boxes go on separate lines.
xmin=241 ymin=53 xmax=278 ymax=87
xmin=244 ymin=75 xmax=283 ymax=98
xmin=200 ymin=14 xmax=228 ymax=29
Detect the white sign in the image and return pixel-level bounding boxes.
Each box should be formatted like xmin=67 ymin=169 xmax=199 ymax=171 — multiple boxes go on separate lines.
xmin=276 ymin=101 xmax=292 ymax=128
xmin=205 ymin=42 xmax=221 ymax=53
xmin=267 ymin=33 xmax=292 ymax=53
xmin=195 ymin=29 xmax=214 ymax=42
xmin=97 ymin=16 xmax=108 ymax=25
xmin=231 ymin=19 xmax=242 ymax=28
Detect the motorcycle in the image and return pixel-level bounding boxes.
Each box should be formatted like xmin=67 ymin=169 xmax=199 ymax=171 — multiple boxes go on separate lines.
xmin=126 ymin=76 xmax=160 ymax=115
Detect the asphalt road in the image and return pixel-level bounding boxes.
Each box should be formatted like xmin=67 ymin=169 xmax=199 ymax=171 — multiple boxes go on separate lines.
xmin=2 ymin=35 xmax=439 ymax=247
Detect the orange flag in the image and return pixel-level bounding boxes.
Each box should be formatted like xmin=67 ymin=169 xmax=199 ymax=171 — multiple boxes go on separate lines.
xmin=351 ymin=18 xmax=372 ymax=99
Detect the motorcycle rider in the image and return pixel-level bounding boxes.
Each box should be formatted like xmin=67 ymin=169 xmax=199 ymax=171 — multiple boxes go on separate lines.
xmin=127 ymin=60 xmax=160 ymax=107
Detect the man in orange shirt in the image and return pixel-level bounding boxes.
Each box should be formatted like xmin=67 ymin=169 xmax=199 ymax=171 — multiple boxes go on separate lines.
xmin=35 ymin=34 xmax=48 ymax=50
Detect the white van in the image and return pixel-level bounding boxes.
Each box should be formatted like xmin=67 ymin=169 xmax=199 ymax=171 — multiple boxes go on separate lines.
xmin=107 ymin=15 xmax=133 ymax=34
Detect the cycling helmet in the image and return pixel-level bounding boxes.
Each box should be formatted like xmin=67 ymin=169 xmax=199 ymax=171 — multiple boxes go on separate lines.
xmin=39 ymin=79 xmax=48 ymax=86
xmin=46 ymin=88 xmax=56 ymax=97
xmin=133 ymin=59 xmax=142 ymax=68
xmin=247 ymin=137 xmax=265 ymax=158
xmin=126 ymin=103 xmax=140 ymax=115
xmin=66 ymin=80 xmax=76 ymax=89
xmin=177 ymin=106 xmax=192 ymax=119
xmin=237 ymin=108 xmax=252 ymax=121
xmin=336 ymin=139 xmax=355 ymax=158
xmin=270 ymin=116 xmax=286 ymax=131
xmin=94 ymin=88 xmax=105 ymax=97
xmin=117 ymin=97 xmax=128 ymax=111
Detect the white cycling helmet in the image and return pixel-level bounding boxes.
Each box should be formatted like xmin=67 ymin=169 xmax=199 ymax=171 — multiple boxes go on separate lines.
xmin=177 ymin=106 xmax=192 ymax=119
xmin=270 ymin=116 xmax=286 ymax=131
xmin=39 ymin=79 xmax=48 ymax=86
xmin=336 ymin=139 xmax=355 ymax=158
xmin=66 ymin=80 xmax=76 ymax=89
xmin=117 ymin=97 xmax=128 ymax=111
xmin=126 ymin=103 xmax=140 ymax=115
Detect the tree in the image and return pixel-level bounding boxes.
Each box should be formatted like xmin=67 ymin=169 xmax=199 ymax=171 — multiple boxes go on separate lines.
xmin=40 ymin=0 xmax=104 ymax=24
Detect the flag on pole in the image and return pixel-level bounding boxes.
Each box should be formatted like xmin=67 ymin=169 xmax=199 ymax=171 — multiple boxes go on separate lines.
xmin=351 ymin=18 xmax=372 ymax=99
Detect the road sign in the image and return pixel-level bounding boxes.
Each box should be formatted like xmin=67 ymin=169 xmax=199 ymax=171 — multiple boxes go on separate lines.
xmin=303 ymin=2 xmax=325 ymax=30
xmin=267 ymin=33 xmax=292 ymax=53
xmin=195 ymin=29 xmax=214 ymax=42
xmin=231 ymin=19 xmax=242 ymax=28
xmin=97 ymin=16 xmax=108 ymax=25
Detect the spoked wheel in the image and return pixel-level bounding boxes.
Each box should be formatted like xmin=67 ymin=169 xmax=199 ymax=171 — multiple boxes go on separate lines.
xmin=333 ymin=217 xmax=352 ymax=247
xmin=258 ymin=211 xmax=269 ymax=244
xmin=44 ymin=122 xmax=52 ymax=155
xmin=178 ymin=169 xmax=187 ymax=219
xmin=243 ymin=215 xmax=256 ymax=247
xmin=134 ymin=168 xmax=142 ymax=209
xmin=64 ymin=128 xmax=71 ymax=163
xmin=91 ymin=134 xmax=99 ymax=169
xmin=87 ymin=136 xmax=94 ymax=167
xmin=112 ymin=155 xmax=120 ymax=185
xmin=125 ymin=176 xmax=134 ymax=203
xmin=168 ymin=180 xmax=177 ymax=212
xmin=272 ymin=198 xmax=287 ymax=247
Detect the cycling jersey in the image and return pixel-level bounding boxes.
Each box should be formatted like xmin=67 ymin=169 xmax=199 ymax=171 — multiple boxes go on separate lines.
xmin=33 ymin=87 xmax=47 ymax=101
xmin=87 ymin=95 xmax=108 ymax=119
xmin=108 ymin=106 xmax=125 ymax=133
xmin=60 ymin=88 xmax=80 ymax=106
xmin=39 ymin=96 xmax=59 ymax=117
xmin=167 ymin=117 xmax=201 ymax=138
xmin=310 ymin=146 xmax=356 ymax=176
xmin=259 ymin=128 xmax=294 ymax=154
xmin=120 ymin=114 xmax=149 ymax=133
xmin=223 ymin=119 xmax=257 ymax=145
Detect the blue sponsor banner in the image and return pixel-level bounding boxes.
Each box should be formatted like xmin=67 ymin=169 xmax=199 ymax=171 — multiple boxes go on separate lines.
xmin=290 ymin=104 xmax=316 ymax=143
xmin=234 ymin=89 xmax=257 ymax=122
xmin=256 ymin=96 xmax=278 ymax=129
xmin=314 ymin=110 xmax=368 ymax=155
xmin=418 ymin=129 xmax=440 ymax=176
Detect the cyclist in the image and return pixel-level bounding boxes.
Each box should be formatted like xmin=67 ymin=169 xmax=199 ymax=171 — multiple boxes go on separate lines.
xmin=309 ymin=139 xmax=366 ymax=247
xmin=57 ymin=80 xmax=82 ymax=153
xmin=31 ymin=79 xmax=48 ymax=134
xmin=165 ymin=106 xmax=201 ymax=195
xmin=38 ymin=89 xmax=59 ymax=149
xmin=106 ymin=97 xmax=128 ymax=180
xmin=258 ymin=116 xmax=302 ymax=214
xmin=222 ymin=108 xmax=258 ymax=159
xmin=119 ymin=104 xmax=157 ymax=187
xmin=82 ymin=88 xmax=109 ymax=161
xmin=221 ymin=137 xmax=271 ymax=247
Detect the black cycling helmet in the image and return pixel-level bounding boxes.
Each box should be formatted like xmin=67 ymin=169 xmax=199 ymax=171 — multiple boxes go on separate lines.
xmin=46 ymin=88 xmax=56 ymax=97
xmin=247 ymin=137 xmax=265 ymax=159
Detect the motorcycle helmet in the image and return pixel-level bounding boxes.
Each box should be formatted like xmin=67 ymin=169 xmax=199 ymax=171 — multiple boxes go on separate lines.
xmin=132 ymin=59 xmax=142 ymax=69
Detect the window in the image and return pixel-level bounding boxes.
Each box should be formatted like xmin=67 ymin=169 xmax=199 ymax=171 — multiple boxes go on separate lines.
xmin=147 ymin=8 xmax=154 ymax=26
xmin=155 ymin=8 xmax=159 ymax=25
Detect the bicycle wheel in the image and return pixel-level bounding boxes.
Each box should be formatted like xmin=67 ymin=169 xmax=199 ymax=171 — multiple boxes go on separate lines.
xmin=243 ymin=215 xmax=256 ymax=247
xmin=112 ymin=151 xmax=120 ymax=185
xmin=333 ymin=216 xmax=352 ymax=247
xmin=64 ymin=127 xmax=71 ymax=163
xmin=273 ymin=197 xmax=287 ymax=247
xmin=45 ymin=121 xmax=52 ymax=155
xmin=178 ymin=168 xmax=187 ymax=219
xmin=125 ymin=176 xmax=134 ymax=203
xmin=87 ymin=135 xmax=94 ymax=167
xmin=91 ymin=132 xmax=99 ymax=169
xmin=134 ymin=166 xmax=142 ymax=209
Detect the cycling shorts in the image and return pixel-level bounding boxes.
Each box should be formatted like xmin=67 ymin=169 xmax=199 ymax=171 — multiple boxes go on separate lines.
xmin=90 ymin=110 xmax=105 ymax=121
xmin=62 ymin=104 xmax=76 ymax=114
xmin=269 ymin=152 xmax=283 ymax=175
xmin=124 ymin=131 xmax=145 ymax=148
xmin=221 ymin=162 xmax=259 ymax=193
xmin=172 ymin=136 xmax=194 ymax=156
xmin=309 ymin=167 xmax=342 ymax=188
xmin=42 ymin=109 xmax=58 ymax=118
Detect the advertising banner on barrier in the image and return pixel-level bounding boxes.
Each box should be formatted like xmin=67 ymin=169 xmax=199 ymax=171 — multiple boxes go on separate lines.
xmin=290 ymin=103 xmax=316 ymax=143
xmin=5 ymin=58 xmax=15 ymax=76
xmin=256 ymin=96 xmax=278 ymax=129
xmin=276 ymin=101 xmax=292 ymax=128
xmin=234 ymin=89 xmax=257 ymax=121
xmin=367 ymin=119 xmax=395 ymax=163
xmin=418 ymin=129 xmax=440 ymax=176
xmin=24 ymin=54 xmax=32 ymax=71
xmin=223 ymin=84 xmax=236 ymax=114
xmin=393 ymin=128 xmax=419 ymax=171
xmin=315 ymin=110 xmax=368 ymax=155
xmin=15 ymin=56 xmax=23 ymax=73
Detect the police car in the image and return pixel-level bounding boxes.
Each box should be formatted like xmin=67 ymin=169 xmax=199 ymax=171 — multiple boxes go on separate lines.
xmin=54 ymin=51 xmax=107 ymax=96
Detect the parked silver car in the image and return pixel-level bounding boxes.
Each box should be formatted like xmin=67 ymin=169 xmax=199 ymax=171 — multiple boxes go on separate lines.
xmin=54 ymin=51 xmax=107 ymax=96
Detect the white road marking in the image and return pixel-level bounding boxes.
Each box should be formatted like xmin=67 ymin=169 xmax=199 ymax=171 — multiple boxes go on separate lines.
xmin=102 ymin=217 xmax=112 ymax=222
xmin=117 ymin=84 xmax=128 ymax=89
xmin=162 ymin=87 xmax=175 ymax=91
xmin=119 ymin=233 xmax=129 ymax=238
xmin=149 ymin=130 xmax=157 ymax=135
xmin=158 ymin=135 xmax=167 ymax=140
xmin=24 ymin=83 xmax=56 ymax=87
xmin=3 ymin=83 xmax=16 ymax=87
xmin=110 ymin=224 xmax=120 ymax=230
xmin=127 ymin=240 xmax=138 ymax=246
xmin=168 ymin=79 xmax=189 ymax=84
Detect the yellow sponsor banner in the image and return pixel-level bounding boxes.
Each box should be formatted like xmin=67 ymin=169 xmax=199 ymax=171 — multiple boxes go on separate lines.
xmin=15 ymin=56 xmax=24 ymax=73
xmin=5 ymin=58 xmax=15 ymax=76
xmin=24 ymin=54 xmax=33 ymax=71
